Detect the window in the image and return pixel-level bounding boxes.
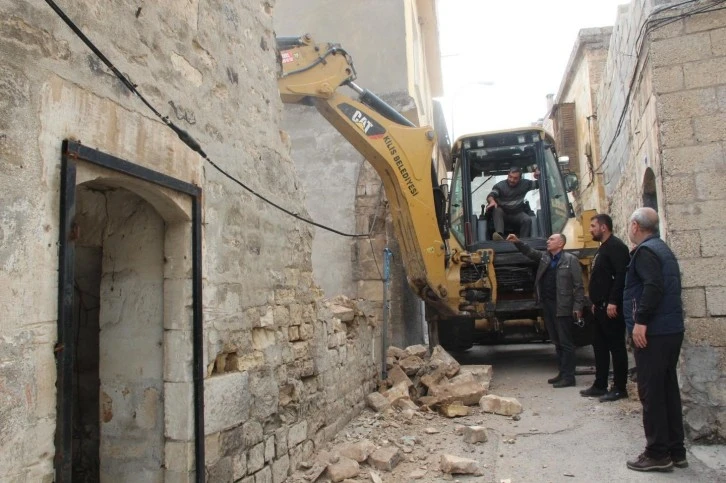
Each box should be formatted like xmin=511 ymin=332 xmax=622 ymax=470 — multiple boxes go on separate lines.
xmin=544 ymin=148 xmax=568 ymax=233
xmin=449 ymin=161 xmax=465 ymax=246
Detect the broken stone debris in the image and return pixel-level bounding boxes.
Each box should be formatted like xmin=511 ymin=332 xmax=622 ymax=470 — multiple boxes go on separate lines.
xmin=368 ymin=446 xmax=401 ymax=472
xmin=338 ymin=440 xmax=376 ymax=463
xmin=366 ymin=345 xmax=496 ymax=418
xmin=439 ymin=453 xmax=484 ymax=475
xmin=326 ymin=456 xmax=359 ymax=482
xmin=479 ymin=394 xmax=523 ymax=416
xmin=462 ymin=425 xmax=488 ymax=444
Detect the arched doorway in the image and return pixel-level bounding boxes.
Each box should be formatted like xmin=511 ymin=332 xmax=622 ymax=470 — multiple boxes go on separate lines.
xmin=56 ymin=141 xmax=203 ymax=482
xmin=643 ymin=168 xmax=658 ymax=211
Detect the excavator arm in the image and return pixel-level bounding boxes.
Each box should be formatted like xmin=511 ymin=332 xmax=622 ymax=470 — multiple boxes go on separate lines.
xmin=277 ymin=35 xmax=476 ymax=315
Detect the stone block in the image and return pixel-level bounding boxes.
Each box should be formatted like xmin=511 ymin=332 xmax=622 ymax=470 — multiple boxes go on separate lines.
xmin=204 ymin=372 xmax=251 ymax=434
xmin=272 ymin=455 xmax=290 ymax=483
xmin=658 ymin=87 xmax=718 ymax=121
xmin=684 ymin=57 xmax=726 ymax=90
xmin=420 ymin=368 xmax=447 ymax=389
xmin=428 ymin=381 xmax=488 ymax=406
xmin=386 ymin=365 xmax=413 ymax=389
xmin=232 ymin=452 xmax=247 ymax=480
xmin=165 ymin=441 xmax=195 ymax=472
xmin=713 ymin=27 xmax=726 ymax=56
xmin=700 ymin=228 xmax=726 ymax=257
xmin=386 ymin=346 xmax=407 ymax=359
xmin=288 ymin=421 xmax=308 ymax=448
xmin=457 ymin=365 xmax=493 ymax=385
xmin=666 ymin=201 xmax=726 ymax=232
xmin=684 ymin=318 xmax=726 ymax=347
xmin=164 ymin=382 xmax=194 ymax=440
xmin=652 ymin=65 xmax=684 ymax=93
xmin=651 ymin=31 xmax=712 ymax=67
xmin=479 ymin=394 xmax=523 ymax=416
xmin=663 ymin=175 xmax=696 ymax=203
xmin=330 ymin=304 xmax=355 ymax=322
xmin=338 ymin=440 xmax=376 ymax=463
xmin=439 ymin=402 xmax=469 ymax=418
xmin=398 ymin=355 xmax=425 ymax=376
xmin=404 ymin=344 xmax=428 ymax=358
xmin=265 ymin=435 xmax=275 ymax=463
xmin=384 ymin=381 xmax=411 ymax=404
xmin=205 ymin=432 xmax=221 ymax=465
xmin=668 ymin=230 xmax=702 ymax=259
xmin=247 ymin=442 xmax=265 ymax=474
xmin=439 ymin=454 xmax=482 ymax=475
xmin=659 ymin=118 xmax=695 ymax=147
xmin=164 ymin=329 xmax=194 ymax=382
xmin=368 ymin=446 xmax=401 ymax=472
xmin=695 ymin=172 xmax=726 ymax=201
xmin=680 ymin=256 xmax=726 ymax=288
xmin=462 ymin=425 xmax=488 ymax=444
xmin=706 ymin=287 xmax=726 ymax=316
xmin=428 ymin=345 xmax=460 ymax=377
xmin=694 ymin=113 xmax=726 ymax=143
xmin=685 ymin=8 xmax=726 ymax=33
xmin=207 ymin=457 xmax=233 ymax=483
xmin=365 ymin=391 xmax=390 ymax=412
xmin=683 ymin=288 xmax=707 ymax=318
xmin=326 ymin=456 xmax=359 ymax=482
xmin=254 ymin=465 xmax=273 ymax=483
xmin=356 ymin=280 xmax=383 ymax=301
xmin=163 ymin=279 xmax=193 ymax=330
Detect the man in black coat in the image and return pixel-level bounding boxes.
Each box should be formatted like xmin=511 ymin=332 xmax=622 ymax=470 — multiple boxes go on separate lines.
xmin=624 ymin=207 xmax=686 ymax=472
xmin=580 ymin=214 xmax=630 ymax=402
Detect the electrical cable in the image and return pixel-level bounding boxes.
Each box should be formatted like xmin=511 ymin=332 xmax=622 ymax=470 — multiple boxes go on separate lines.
xmin=595 ymin=0 xmax=726 ymax=178
xmin=43 ymin=0 xmax=371 ymax=239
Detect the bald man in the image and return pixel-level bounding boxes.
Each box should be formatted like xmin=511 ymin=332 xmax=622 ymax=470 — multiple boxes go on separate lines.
xmin=624 ymin=207 xmax=686 ymax=472
xmin=507 ymin=232 xmax=584 ymax=388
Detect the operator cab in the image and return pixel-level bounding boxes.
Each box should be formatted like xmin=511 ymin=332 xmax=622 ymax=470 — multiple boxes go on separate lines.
xmin=449 ymin=128 xmax=575 ymax=253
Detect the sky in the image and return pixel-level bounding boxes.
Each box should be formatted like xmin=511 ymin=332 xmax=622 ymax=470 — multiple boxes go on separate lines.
xmin=438 ymin=0 xmax=628 ymax=139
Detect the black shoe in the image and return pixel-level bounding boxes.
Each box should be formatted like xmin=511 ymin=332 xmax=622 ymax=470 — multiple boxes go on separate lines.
xmin=547 ymin=374 xmax=563 ymax=384
xmin=580 ymin=385 xmax=607 ymax=397
xmin=626 ymin=453 xmax=674 ymax=472
xmin=552 ymin=379 xmax=575 ymax=388
xmin=599 ymin=388 xmax=628 ymax=402
xmin=671 ymin=455 xmax=688 ymax=468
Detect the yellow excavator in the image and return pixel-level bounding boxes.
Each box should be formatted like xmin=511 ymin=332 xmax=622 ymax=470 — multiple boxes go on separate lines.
xmin=277 ymin=35 xmax=598 ymax=350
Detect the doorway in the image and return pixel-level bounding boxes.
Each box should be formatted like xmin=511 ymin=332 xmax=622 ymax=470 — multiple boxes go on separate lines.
xmin=56 ymin=141 xmax=204 ymax=482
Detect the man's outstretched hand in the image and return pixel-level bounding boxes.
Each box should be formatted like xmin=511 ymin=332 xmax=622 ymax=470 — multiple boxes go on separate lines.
xmin=506 ymin=234 xmax=519 ymax=242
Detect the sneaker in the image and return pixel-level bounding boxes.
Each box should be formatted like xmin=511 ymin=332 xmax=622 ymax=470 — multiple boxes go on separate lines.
xmin=580 ymin=385 xmax=607 ymax=397
xmin=552 ymin=379 xmax=575 ymax=388
xmin=671 ymin=455 xmax=688 ymax=468
xmin=547 ymin=374 xmax=563 ymax=384
xmin=492 ymin=232 xmax=505 ymax=241
xmin=626 ymin=453 xmax=673 ymax=472
xmin=599 ymin=388 xmax=628 ymax=402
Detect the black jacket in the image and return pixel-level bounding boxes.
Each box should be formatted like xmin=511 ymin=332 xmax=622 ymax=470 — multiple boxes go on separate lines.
xmin=588 ymin=235 xmax=630 ymax=307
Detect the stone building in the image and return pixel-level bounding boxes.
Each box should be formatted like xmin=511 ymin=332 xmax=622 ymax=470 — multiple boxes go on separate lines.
xmin=274 ymin=0 xmax=447 ymax=349
xmin=551 ymin=0 xmax=726 ymax=442
xmin=0 ymin=1 xmax=417 ymax=481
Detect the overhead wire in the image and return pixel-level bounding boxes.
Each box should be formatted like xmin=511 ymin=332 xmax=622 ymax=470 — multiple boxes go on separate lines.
xmin=43 ymin=0 xmax=375 ymax=239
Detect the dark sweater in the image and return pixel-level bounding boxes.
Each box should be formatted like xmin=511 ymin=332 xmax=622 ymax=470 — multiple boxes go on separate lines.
xmin=588 ymin=235 xmax=630 ymax=306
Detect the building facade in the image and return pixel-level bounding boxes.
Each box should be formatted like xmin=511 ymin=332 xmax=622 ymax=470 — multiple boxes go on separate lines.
xmin=553 ymin=0 xmax=726 ymax=442
xmin=0 ymin=1 xmax=388 ymax=481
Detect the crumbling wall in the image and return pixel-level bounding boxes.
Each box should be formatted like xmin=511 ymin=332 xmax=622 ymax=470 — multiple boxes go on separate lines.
xmin=597 ymin=0 xmax=726 ymax=442
xmin=0 ymin=0 xmax=382 ymax=481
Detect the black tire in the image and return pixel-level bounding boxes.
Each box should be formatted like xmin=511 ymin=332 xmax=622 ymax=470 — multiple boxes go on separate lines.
xmin=437 ymin=318 xmax=475 ymax=352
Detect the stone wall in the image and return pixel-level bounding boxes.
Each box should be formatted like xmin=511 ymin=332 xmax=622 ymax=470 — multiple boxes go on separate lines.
xmin=0 ymin=0 xmax=381 ymax=481
xmin=597 ymin=0 xmax=726 ymax=442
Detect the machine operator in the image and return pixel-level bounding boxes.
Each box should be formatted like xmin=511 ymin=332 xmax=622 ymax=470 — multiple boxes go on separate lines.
xmin=485 ymin=166 xmax=540 ymax=239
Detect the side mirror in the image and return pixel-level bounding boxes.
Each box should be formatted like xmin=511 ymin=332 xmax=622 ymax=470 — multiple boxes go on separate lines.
xmin=564 ymin=173 xmax=579 ymax=192
xmin=558 ymin=155 xmax=570 ymax=171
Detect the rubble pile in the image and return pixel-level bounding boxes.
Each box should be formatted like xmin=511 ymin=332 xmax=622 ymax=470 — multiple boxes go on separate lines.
xmin=287 ymin=344 xmax=526 ymax=481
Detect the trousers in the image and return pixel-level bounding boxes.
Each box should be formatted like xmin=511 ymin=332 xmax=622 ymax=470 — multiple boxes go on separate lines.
xmin=592 ymin=305 xmax=628 ymax=390
xmin=543 ymin=297 xmax=575 ymax=380
xmin=634 ymin=332 xmax=685 ymax=460
xmin=491 ymin=207 xmax=532 ymax=237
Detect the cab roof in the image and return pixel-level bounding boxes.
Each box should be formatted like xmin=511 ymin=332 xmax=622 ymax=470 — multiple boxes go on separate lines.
xmin=451 ymin=127 xmax=555 ymax=156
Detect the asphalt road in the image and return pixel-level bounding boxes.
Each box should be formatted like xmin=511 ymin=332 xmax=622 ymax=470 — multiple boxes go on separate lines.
xmin=456 ymin=343 xmax=726 ymax=482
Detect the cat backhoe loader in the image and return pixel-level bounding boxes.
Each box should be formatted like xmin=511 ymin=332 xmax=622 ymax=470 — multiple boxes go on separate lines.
xmin=277 ymin=35 xmax=598 ymax=350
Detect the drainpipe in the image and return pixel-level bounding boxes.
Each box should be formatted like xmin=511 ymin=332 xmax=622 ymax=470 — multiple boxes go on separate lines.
xmin=381 ymin=248 xmax=392 ymax=380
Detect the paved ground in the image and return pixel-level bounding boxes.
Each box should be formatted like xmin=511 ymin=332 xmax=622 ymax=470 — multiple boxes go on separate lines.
xmin=289 ymin=343 xmax=726 ymax=482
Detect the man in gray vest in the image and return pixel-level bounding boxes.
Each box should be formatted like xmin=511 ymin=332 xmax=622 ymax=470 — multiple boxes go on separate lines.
xmin=624 ymin=207 xmax=686 ymax=472
xmin=507 ymin=232 xmax=584 ymax=387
